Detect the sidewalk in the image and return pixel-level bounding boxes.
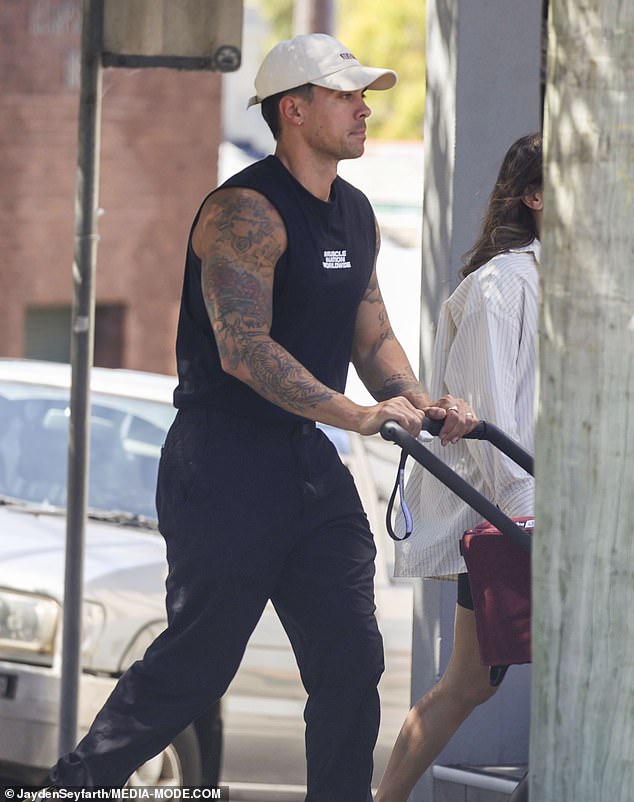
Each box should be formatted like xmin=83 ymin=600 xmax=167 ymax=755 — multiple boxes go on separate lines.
xmin=223 ymin=783 xmax=304 ymax=801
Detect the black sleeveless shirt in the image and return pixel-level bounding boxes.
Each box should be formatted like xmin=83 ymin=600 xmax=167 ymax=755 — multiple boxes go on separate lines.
xmin=173 ymin=155 xmax=376 ymax=424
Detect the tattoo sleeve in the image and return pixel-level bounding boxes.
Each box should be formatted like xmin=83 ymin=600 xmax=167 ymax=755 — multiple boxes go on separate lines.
xmin=357 ymin=270 xmax=397 ymax=361
xmin=354 ymin=221 xmax=430 ymax=405
xmin=198 ymin=190 xmax=334 ymax=414
xmin=371 ymin=373 xmax=428 ymax=403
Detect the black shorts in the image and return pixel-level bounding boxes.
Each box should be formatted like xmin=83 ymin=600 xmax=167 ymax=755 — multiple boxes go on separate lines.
xmin=457 ymin=572 xmax=474 ymax=610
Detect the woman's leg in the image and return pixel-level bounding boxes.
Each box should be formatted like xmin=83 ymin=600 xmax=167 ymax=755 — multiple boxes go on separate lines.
xmin=374 ymin=603 xmax=498 ymax=802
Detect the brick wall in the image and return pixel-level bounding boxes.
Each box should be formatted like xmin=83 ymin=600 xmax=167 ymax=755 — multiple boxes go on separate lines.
xmin=0 ymin=0 xmax=222 ymax=375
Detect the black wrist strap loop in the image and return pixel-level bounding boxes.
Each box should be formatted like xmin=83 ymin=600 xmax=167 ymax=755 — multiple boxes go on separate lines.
xmin=385 ymin=449 xmax=413 ymax=541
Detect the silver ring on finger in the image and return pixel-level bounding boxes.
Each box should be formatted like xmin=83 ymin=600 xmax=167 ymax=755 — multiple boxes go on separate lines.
xmin=447 ymin=405 xmax=459 ymax=413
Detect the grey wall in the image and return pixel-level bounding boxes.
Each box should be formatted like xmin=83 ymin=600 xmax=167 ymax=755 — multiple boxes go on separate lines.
xmin=419 ymin=0 xmax=543 ymax=375
xmin=411 ymin=1 xmax=543 ymax=800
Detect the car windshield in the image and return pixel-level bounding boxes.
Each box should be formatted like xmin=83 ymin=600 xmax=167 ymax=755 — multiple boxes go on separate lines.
xmin=0 ymin=381 xmax=175 ymax=521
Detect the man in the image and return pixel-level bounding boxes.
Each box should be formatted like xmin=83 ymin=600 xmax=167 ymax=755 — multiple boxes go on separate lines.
xmin=50 ymin=33 xmax=474 ymax=800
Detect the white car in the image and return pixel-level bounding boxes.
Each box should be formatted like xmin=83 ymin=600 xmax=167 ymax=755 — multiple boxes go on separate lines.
xmin=0 ymin=359 xmax=412 ymax=797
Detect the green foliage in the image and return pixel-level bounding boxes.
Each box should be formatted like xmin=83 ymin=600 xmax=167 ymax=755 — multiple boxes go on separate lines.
xmin=337 ymin=0 xmax=426 ymax=140
xmin=247 ymin=0 xmax=426 ymax=140
xmin=256 ymin=0 xmax=293 ymax=43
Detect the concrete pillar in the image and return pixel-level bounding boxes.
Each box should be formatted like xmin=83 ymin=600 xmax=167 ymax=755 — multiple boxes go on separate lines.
xmin=410 ymin=1 xmax=543 ymax=800
xmin=420 ymin=0 xmax=543 ymax=374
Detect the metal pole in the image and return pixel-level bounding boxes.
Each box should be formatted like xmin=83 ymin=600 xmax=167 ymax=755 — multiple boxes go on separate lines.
xmin=58 ymin=0 xmax=103 ymax=756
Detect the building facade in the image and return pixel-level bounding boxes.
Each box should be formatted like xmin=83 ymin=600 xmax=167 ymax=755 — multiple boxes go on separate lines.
xmin=0 ymin=0 xmax=222 ymax=374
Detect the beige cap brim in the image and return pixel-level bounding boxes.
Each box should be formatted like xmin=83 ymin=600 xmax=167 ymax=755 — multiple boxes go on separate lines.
xmin=247 ymin=65 xmax=397 ymax=108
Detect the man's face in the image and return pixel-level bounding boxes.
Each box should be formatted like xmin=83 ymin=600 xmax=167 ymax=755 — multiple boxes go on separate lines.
xmin=298 ymin=86 xmax=372 ymax=161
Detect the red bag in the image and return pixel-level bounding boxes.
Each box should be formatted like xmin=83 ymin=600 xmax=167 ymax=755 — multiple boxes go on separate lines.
xmin=460 ymin=516 xmax=534 ymax=668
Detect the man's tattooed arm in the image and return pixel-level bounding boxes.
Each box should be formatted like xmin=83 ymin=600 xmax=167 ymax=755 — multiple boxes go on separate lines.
xmin=351 ymin=221 xmax=433 ymax=409
xmin=371 ymin=373 xmax=430 ymax=404
xmin=193 ymin=187 xmax=335 ymax=416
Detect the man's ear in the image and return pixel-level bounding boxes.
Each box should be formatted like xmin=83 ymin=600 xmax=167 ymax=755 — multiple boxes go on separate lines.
xmin=522 ymin=189 xmax=543 ymax=211
xmin=278 ymin=95 xmax=304 ymax=127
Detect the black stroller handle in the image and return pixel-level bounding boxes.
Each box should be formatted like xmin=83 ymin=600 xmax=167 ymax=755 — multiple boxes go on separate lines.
xmin=380 ymin=420 xmax=532 ymax=552
xmin=422 ymin=416 xmax=486 ymax=439
xmin=421 ymin=417 xmax=534 ymax=476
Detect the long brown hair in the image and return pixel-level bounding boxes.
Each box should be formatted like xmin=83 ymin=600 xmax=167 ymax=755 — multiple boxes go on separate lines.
xmin=462 ymin=132 xmax=542 ymax=278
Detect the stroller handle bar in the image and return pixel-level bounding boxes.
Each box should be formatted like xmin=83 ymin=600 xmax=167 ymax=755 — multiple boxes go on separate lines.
xmin=421 ymin=417 xmax=534 ymax=476
xmin=379 ymin=419 xmax=532 ymax=551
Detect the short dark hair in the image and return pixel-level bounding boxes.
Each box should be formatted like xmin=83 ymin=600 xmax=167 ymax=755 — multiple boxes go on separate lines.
xmin=261 ymin=84 xmax=314 ymax=139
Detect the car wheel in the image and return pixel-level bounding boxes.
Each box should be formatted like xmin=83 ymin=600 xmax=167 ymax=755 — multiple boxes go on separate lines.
xmin=126 ymin=724 xmax=202 ymax=787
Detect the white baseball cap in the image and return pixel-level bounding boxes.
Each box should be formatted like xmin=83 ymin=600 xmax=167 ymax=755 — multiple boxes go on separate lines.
xmin=247 ymin=33 xmax=397 ymax=108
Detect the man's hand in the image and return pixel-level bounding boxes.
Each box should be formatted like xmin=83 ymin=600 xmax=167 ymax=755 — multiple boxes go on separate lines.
xmin=356 ymin=396 xmax=426 ymax=438
xmin=424 ymin=395 xmax=478 ymax=446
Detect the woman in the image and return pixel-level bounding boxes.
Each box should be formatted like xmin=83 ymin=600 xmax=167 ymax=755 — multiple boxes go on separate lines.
xmin=375 ymin=132 xmax=542 ymax=802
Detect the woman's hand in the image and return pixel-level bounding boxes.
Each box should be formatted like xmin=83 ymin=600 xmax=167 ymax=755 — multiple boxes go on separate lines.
xmin=424 ymin=395 xmax=477 ymax=445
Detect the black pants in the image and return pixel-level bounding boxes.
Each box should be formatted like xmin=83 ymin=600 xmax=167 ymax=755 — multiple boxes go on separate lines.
xmin=50 ymin=408 xmax=384 ymax=802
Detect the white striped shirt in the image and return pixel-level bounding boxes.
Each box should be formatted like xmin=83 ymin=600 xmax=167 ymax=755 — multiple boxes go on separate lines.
xmin=394 ymin=240 xmax=540 ymax=578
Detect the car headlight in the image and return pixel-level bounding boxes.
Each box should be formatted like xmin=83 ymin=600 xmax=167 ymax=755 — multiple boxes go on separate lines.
xmin=0 ymin=590 xmax=105 ymax=668
xmin=80 ymin=601 xmax=106 ymax=663
xmin=0 ymin=588 xmax=59 ymax=665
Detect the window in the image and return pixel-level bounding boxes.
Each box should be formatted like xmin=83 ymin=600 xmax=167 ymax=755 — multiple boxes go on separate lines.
xmin=24 ymin=304 xmax=127 ymax=368
xmin=24 ymin=306 xmax=71 ymax=364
